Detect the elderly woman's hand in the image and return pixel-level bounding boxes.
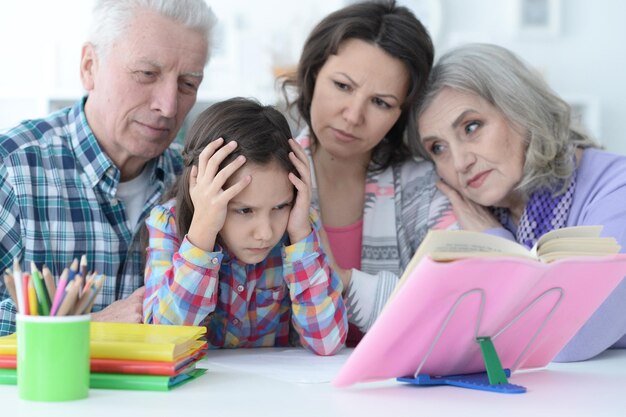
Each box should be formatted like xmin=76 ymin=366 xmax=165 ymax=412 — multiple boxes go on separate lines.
xmin=436 ymin=180 xmax=502 ymax=232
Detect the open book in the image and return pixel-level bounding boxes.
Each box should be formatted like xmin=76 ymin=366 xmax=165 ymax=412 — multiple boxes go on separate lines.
xmin=333 ymin=226 xmax=626 ymax=387
xmin=415 ymin=225 xmax=618 ymax=263
xmin=390 ymin=225 xmax=620 ymax=301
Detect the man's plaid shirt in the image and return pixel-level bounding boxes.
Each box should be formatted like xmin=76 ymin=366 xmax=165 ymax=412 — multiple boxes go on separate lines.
xmin=0 ymin=97 xmax=182 ymax=335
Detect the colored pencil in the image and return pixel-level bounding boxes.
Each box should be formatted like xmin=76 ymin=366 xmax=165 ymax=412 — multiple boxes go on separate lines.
xmin=74 ymin=276 xmax=96 ymax=315
xmin=49 ymin=268 xmax=69 ymax=316
xmin=83 ymin=275 xmax=105 ymax=314
xmin=27 ymin=274 xmax=38 ymax=316
xmin=67 ymin=258 xmax=79 ymax=282
xmin=79 ymin=255 xmax=88 ymax=282
xmin=56 ymin=275 xmax=83 ymax=316
xmin=41 ymin=265 xmax=56 ymax=304
xmin=20 ymin=272 xmax=30 ymax=315
xmin=82 ymin=272 xmax=94 ymax=294
xmin=11 ymin=260 xmax=24 ymax=314
xmin=3 ymin=272 xmax=18 ymax=308
xmin=10 ymin=257 xmax=103 ymax=316
xmin=30 ymin=262 xmax=51 ymax=316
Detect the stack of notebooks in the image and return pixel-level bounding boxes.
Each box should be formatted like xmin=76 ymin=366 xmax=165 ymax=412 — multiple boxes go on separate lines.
xmin=0 ymin=322 xmax=208 ymax=391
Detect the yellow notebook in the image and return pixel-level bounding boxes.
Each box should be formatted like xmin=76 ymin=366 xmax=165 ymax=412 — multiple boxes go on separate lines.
xmin=0 ymin=322 xmax=207 ymax=362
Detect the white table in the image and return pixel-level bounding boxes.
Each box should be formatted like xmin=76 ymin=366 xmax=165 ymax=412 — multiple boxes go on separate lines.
xmin=3 ymin=348 xmax=626 ymax=417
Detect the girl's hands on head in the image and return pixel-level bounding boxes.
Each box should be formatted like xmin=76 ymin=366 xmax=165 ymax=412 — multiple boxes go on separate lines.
xmin=286 ymin=139 xmax=313 ymax=243
xmin=436 ymin=180 xmax=501 ymax=232
xmin=187 ymin=138 xmax=251 ymax=251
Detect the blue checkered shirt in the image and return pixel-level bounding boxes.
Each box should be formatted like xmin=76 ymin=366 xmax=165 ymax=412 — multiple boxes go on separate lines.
xmin=0 ymin=97 xmax=183 ymax=335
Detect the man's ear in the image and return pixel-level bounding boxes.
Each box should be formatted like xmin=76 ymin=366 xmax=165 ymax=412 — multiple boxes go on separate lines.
xmin=80 ymin=42 xmax=98 ymax=91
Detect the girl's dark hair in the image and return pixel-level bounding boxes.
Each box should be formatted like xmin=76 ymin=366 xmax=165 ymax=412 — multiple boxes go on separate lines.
xmin=168 ymin=97 xmax=294 ymax=240
xmin=282 ymin=0 xmax=434 ymax=171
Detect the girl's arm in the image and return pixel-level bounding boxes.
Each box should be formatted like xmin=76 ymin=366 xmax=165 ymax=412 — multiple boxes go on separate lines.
xmin=283 ymin=214 xmax=348 ymax=356
xmin=144 ymin=139 xmax=250 ymax=326
xmin=143 ymin=203 xmax=221 ymax=326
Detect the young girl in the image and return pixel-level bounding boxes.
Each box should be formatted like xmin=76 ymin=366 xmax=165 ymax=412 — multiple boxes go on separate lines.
xmin=143 ymin=98 xmax=347 ymax=356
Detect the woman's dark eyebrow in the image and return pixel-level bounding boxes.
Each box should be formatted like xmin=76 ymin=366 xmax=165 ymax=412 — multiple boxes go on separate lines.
xmin=333 ymin=71 xmax=401 ymax=102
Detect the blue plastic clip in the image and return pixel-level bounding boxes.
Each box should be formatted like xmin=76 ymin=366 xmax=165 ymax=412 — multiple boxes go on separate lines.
xmin=397 ymin=369 xmax=526 ymax=394
xmin=397 ymin=336 xmax=527 ymax=394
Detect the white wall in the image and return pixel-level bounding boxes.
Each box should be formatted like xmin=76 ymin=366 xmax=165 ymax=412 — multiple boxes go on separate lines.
xmin=436 ymin=0 xmax=626 ymax=154
xmin=1 ymin=0 xmax=625 ymax=154
xmin=0 ymin=1 xmax=93 ymax=126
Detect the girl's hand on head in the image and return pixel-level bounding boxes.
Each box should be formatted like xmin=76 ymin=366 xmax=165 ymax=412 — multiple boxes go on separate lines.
xmin=187 ymin=138 xmax=251 ymax=251
xmin=436 ymin=180 xmax=501 ymax=232
xmin=286 ymin=139 xmax=313 ymax=243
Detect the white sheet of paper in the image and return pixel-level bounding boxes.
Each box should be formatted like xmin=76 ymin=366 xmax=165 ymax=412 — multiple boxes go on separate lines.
xmin=202 ymin=347 xmax=352 ymax=384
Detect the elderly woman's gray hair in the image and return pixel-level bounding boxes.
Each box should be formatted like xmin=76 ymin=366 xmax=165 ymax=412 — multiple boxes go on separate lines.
xmin=412 ymin=43 xmax=597 ymax=196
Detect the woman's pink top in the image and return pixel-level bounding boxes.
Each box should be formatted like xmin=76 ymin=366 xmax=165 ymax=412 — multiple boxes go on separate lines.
xmin=323 ymin=219 xmax=363 ymax=270
xmin=324 ymin=219 xmax=364 ymax=347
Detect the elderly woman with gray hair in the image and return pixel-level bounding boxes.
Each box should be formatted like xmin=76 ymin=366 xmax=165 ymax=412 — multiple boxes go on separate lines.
xmin=414 ymin=43 xmax=626 ymax=362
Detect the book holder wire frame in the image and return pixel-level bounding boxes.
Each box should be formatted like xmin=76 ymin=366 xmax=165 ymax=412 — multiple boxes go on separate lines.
xmin=397 ymin=287 xmax=564 ymax=394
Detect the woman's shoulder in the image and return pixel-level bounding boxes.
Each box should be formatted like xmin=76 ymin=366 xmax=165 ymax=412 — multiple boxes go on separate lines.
xmin=579 ymin=148 xmax=626 ymax=181
xmin=568 ymin=148 xmax=626 ymax=234
xmin=574 ymin=148 xmax=626 ymax=203
xmin=581 ymin=147 xmax=626 ymax=166
xmin=385 ymin=157 xmax=440 ymax=207
xmin=395 ymin=156 xmax=438 ymax=184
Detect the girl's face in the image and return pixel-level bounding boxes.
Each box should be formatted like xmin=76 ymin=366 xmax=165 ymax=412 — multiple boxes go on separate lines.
xmin=219 ymin=160 xmax=294 ymax=264
xmin=309 ymin=38 xmax=408 ymax=163
xmin=418 ymin=87 xmax=527 ymax=210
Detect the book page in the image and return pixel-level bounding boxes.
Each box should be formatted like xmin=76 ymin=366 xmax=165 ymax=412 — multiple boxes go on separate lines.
xmin=539 ymin=237 xmax=620 ymax=255
xmin=535 ymin=225 xmax=603 ymax=248
xmin=389 ymin=230 xmax=533 ymax=303
xmin=413 ymin=230 xmax=533 ymax=263
xmin=534 ymin=226 xmax=622 ymax=261
xmin=539 ymin=252 xmax=619 ymax=263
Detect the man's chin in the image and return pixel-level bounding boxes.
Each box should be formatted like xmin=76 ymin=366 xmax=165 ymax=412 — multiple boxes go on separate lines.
xmin=133 ymin=140 xmax=175 ymax=159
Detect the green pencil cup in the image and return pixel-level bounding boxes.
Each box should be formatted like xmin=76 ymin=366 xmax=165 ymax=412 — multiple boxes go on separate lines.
xmin=16 ymin=314 xmax=90 ymax=401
